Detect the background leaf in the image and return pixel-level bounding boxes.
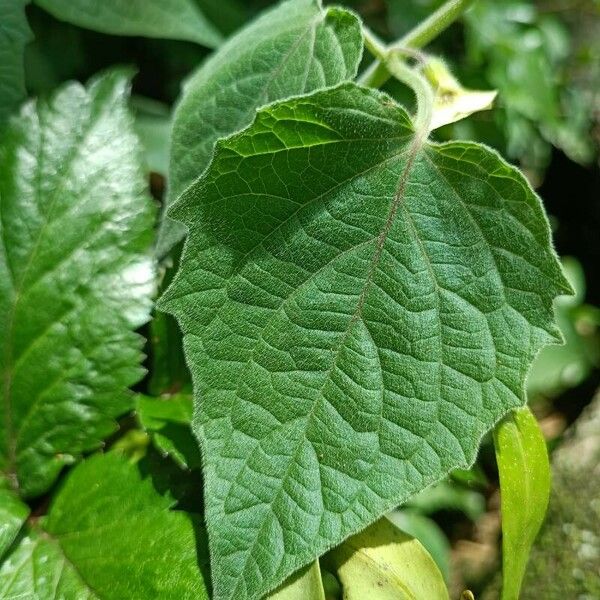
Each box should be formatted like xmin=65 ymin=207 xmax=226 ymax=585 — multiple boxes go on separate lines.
xmin=0 ymin=0 xmax=32 ymax=127
xmin=160 ymin=83 xmax=568 ymax=600
xmin=324 ymin=516 xmax=450 ymax=599
xmin=136 ymin=394 xmax=201 ymax=470
xmin=0 ymin=477 xmax=29 ymax=560
xmin=494 ymin=406 xmax=551 ymax=600
xmin=157 ymin=0 xmax=364 ymax=256
xmin=0 ymin=70 xmax=156 ymax=497
xmin=527 ymin=257 xmax=600 ymax=399
xmin=0 ymin=452 xmax=209 ymax=599
xmin=34 ymin=0 xmax=223 ymax=48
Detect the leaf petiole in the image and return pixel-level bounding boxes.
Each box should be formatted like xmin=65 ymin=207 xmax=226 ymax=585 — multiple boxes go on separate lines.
xmin=386 ymin=51 xmax=434 ymax=139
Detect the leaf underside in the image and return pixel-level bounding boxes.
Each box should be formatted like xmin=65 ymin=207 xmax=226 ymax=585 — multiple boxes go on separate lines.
xmin=160 ymin=82 xmax=569 ymax=600
xmin=0 ymin=453 xmax=209 ymax=599
xmin=0 ymin=71 xmax=156 ymax=497
xmin=325 ymin=516 xmax=449 ymax=599
xmin=158 ymin=0 xmax=364 ymax=256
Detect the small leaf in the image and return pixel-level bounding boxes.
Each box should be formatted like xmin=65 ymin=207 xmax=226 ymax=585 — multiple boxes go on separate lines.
xmin=422 ymin=58 xmax=497 ymax=130
xmin=34 ymin=0 xmax=222 ymax=48
xmin=0 ymin=70 xmax=156 ymax=497
xmin=494 ymin=406 xmax=551 ymax=600
xmin=157 ymin=0 xmax=364 ymax=256
xmin=0 ymin=477 xmax=28 ymax=560
xmin=160 ymin=83 xmax=568 ymax=600
xmin=0 ymin=0 xmax=32 ymax=126
xmin=136 ymin=394 xmax=201 ymax=470
xmin=0 ymin=453 xmax=210 ymax=599
xmin=324 ymin=517 xmax=450 ymax=599
xmin=267 ymin=561 xmax=326 ymax=600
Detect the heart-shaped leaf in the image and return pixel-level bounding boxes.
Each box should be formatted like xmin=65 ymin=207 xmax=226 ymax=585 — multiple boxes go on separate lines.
xmin=160 ymin=83 xmax=569 ymax=600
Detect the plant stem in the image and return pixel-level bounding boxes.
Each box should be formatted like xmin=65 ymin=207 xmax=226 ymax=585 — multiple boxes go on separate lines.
xmin=396 ymin=0 xmax=476 ymax=50
xmin=362 ymin=26 xmax=387 ymax=60
xmin=358 ymin=0 xmax=477 ymax=89
xmin=386 ymin=53 xmax=433 ymax=139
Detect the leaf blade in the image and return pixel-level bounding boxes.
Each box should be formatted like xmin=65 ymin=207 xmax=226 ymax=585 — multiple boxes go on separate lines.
xmin=0 ymin=0 xmax=32 ymax=126
xmin=0 ymin=70 xmax=156 ymax=497
xmin=161 ymin=83 xmax=568 ymax=600
xmin=0 ymin=453 xmax=209 ymax=599
xmin=494 ymin=406 xmax=551 ymax=600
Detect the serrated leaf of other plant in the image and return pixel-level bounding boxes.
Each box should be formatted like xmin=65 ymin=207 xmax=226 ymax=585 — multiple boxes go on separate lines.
xmin=0 ymin=71 xmax=156 ymax=497
xmin=494 ymin=406 xmax=551 ymax=600
xmin=160 ymin=83 xmax=569 ymax=600
xmin=0 ymin=453 xmax=209 ymax=599
xmin=0 ymin=0 xmax=32 ymax=127
xmin=157 ymin=0 xmax=363 ymax=256
xmin=34 ymin=0 xmax=222 ymax=48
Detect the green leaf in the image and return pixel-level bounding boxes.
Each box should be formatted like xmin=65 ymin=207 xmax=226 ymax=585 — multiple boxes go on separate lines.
xmin=0 ymin=0 xmax=32 ymax=126
xmin=0 ymin=477 xmax=29 ymax=560
xmin=267 ymin=561 xmax=326 ymax=600
xmin=136 ymin=394 xmax=201 ymax=470
xmin=157 ymin=0 xmax=364 ymax=256
xmin=0 ymin=453 xmax=210 ymax=599
xmin=324 ymin=517 xmax=449 ymax=599
xmin=0 ymin=71 xmax=156 ymax=498
xmin=494 ymin=406 xmax=551 ymax=600
xmin=160 ymin=83 xmax=568 ymax=600
xmin=34 ymin=0 xmax=222 ymax=48
xmin=404 ymin=480 xmax=485 ymax=521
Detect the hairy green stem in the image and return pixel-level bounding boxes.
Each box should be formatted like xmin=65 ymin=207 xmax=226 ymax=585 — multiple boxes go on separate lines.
xmin=386 ymin=53 xmax=434 ymax=139
xmin=362 ymin=25 xmax=387 ymax=59
xmin=358 ymin=0 xmax=476 ymax=88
